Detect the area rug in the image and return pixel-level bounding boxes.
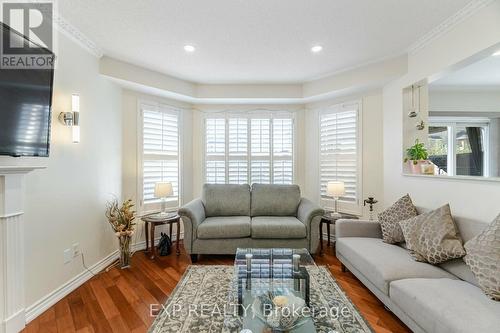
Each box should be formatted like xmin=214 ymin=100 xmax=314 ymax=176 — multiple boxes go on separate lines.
xmin=149 ymin=265 xmax=373 ymax=333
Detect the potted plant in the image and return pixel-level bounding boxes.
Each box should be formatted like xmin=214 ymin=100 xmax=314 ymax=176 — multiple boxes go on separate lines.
xmin=105 ymin=199 xmax=136 ymax=269
xmin=404 ymin=139 xmax=429 ymax=174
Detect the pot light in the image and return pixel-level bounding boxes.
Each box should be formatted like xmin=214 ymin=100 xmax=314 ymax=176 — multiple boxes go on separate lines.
xmin=311 ymin=45 xmax=323 ymax=53
xmin=184 ymin=44 xmax=196 ymax=53
xmin=493 ymin=50 xmax=500 ymax=56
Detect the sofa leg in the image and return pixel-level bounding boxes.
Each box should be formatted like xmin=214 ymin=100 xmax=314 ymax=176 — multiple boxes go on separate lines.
xmin=190 ymin=254 xmax=198 ymax=263
xmin=341 ymin=263 xmax=347 ymax=273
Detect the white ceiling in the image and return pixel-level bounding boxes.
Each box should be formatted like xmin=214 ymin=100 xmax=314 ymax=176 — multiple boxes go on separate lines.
xmin=430 ymin=53 xmax=500 ymax=88
xmin=59 ymin=0 xmax=472 ymax=84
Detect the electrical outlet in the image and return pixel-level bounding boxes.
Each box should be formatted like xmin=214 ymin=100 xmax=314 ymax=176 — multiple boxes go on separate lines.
xmin=63 ymin=249 xmax=72 ymax=264
xmin=72 ymin=243 xmax=80 ymax=257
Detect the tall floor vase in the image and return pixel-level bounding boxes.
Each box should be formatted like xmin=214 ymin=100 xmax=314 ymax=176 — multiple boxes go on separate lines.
xmin=119 ymin=235 xmax=132 ymax=269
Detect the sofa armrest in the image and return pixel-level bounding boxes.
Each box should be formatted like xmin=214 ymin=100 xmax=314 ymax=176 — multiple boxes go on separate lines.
xmin=297 ymin=198 xmax=324 ymax=254
xmin=178 ymin=199 xmax=206 ymax=254
xmin=297 ymin=198 xmax=324 ymax=225
xmin=335 ymin=219 xmax=382 ymax=239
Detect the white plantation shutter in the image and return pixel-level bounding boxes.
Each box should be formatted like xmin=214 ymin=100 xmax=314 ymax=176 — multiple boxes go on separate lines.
xmin=320 ymin=103 xmax=362 ymax=214
xmin=272 ymin=118 xmax=293 ymax=184
xmin=205 ymin=118 xmax=226 ymax=184
xmin=228 ymin=118 xmax=248 ymax=184
xmin=204 ymin=112 xmax=294 ymax=185
xmin=250 ymin=118 xmax=271 ymax=184
xmin=141 ymin=104 xmax=180 ymax=207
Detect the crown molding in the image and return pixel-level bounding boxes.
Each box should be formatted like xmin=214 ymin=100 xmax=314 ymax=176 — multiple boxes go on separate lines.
xmin=407 ymin=0 xmax=496 ymax=55
xmin=54 ymin=14 xmax=103 ymax=58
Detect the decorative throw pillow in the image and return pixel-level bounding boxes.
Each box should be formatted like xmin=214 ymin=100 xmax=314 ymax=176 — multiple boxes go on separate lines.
xmin=399 ymin=204 xmax=466 ymax=264
xmin=397 ymin=215 xmax=426 ymax=262
xmin=378 ymin=194 xmax=418 ymax=244
xmin=464 ymin=215 xmax=500 ymax=301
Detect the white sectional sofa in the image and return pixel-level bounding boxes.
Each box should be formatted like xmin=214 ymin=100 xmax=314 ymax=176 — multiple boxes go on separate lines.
xmin=335 ymin=213 xmax=500 ymax=333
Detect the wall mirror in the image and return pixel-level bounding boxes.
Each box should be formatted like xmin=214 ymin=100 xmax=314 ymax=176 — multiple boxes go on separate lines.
xmin=403 ymin=47 xmax=500 ymax=180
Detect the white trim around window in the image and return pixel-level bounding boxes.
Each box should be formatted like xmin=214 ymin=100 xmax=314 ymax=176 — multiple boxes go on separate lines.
xmin=137 ymin=100 xmax=183 ymax=212
xmin=428 ymin=116 xmax=490 ymax=177
xmin=318 ymin=100 xmax=363 ymax=215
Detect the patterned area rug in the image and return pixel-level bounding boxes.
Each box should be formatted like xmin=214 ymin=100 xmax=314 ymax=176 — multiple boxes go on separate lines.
xmin=149 ymin=265 xmax=373 ymax=333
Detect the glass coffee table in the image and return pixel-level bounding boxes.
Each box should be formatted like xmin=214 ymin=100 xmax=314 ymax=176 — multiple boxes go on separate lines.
xmin=228 ymin=248 xmax=317 ymax=333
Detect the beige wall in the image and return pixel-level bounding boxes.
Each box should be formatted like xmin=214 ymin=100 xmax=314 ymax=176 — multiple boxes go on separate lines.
xmin=383 ymin=1 xmax=500 ymax=221
xmin=304 ymin=92 xmax=384 ymax=219
xmin=0 ymin=32 xmax=123 ymax=307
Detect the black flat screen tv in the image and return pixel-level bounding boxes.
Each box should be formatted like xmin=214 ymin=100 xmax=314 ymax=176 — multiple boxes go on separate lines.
xmin=0 ymin=23 xmax=54 ymax=157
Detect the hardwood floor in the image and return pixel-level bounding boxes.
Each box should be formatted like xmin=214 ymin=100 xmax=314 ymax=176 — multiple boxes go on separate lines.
xmin=23 ymin=241 xmax=411 ymax=333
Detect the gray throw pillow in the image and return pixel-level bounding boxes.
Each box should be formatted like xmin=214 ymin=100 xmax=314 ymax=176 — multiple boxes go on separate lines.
xmin=399 ymin=204 xmax=466 ymax=264
xmin=464 ymin=215 xmax=500 ymax=301
xmin=378 ymin=194 xmax=418 ymax=244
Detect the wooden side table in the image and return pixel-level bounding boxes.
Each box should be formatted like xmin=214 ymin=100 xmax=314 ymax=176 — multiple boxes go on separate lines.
xmin=142 ymin=213 xmax=181 ymax=259
xmin=319 ymin=212 xmax=358 ymax=256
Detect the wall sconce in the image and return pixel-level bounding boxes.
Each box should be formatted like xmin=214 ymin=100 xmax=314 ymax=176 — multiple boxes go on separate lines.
xmin=58 ymin=94 xmax=80 ymax=143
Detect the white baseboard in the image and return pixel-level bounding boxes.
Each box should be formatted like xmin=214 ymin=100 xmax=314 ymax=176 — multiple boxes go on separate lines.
xmin=25 ymin=232 xmax=184 ymax=324
xmin=24 ymin=250 xmax=118 ymax=323
xmin=4 ymin=309 xmax=26 ymax=333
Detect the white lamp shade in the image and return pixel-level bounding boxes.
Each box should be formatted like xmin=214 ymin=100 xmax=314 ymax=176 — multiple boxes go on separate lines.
xmin=327 ymin=181 xmax=345 ymax=197
xmin=154 ymin=182 xmax=173 ymax=198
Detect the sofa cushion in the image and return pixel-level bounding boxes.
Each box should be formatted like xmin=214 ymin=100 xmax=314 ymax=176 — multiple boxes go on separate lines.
xmin=439 ymin=259 xmax=479 ymax=287
xmin=390 ymin=278 xmax=500 ymax=333
xmin=202 ymin=184 xmax=250 ymax=217
xmin=197 ymin=216 xmax=251 ymax=239
xmin=399 ymin=204 xmax=465 ymax=264
xmin=464 ymin=214 xmax=500 ymax=301
xmin=378 ymin=194 xmax=418 ymax=244
xmin=251 ymin=184 xmax=301 ymax=217
xmin=251 ymin=216 xmax=306 ymax=239
xmin=336 ymin=237 xmax=456 ymax=295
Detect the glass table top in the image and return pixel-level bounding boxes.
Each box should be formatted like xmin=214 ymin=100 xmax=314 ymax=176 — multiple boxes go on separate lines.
xmin=229 ymin=248 xmax=316 ymax=333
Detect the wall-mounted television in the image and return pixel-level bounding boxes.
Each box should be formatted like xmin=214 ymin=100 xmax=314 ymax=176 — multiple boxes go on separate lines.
xmin=0 ymin=22 xmax=54 ymax=157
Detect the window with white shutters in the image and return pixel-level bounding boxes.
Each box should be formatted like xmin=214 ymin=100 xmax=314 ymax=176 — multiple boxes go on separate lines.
xmin=204 ymin=112 xmax=294 ymax=185
xmin=273 ymin=118 xmax=293 ymax=184
xmin=140 ymin=103 xmax=180 ymax=208
xmin=320 ymin=102 xmax=362 ymax=214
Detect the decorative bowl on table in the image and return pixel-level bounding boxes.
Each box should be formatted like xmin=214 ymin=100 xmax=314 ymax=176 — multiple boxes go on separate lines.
xmin=252 ymin=292 xmax=310 ymax=331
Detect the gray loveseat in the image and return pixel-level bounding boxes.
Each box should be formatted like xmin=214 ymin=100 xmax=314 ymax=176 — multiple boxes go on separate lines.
xmin=336 ymin=212 xmax=500 ymax=333
xmin=179 ymin=184 xmax=324 ymax=262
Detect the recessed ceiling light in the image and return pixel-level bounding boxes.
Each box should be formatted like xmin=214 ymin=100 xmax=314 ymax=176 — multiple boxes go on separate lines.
xmin=493 ymin=50 xmax=500 ymax=56
xmin=184 ymin=44 xmax=196 ymax=53
xmin=311 ymin=45 xmax=323 ymax=53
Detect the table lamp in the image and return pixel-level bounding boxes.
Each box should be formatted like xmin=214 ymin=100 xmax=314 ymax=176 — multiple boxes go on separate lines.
xmin=154 ymin=182 xmax=173 ymax=216
xmin=327 ymin=181 xmax=345 ymax=218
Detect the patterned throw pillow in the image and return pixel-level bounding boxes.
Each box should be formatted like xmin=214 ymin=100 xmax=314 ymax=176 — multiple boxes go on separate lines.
xmin=464 ymin=215 xmax=500 ymax=301
xmin=378 ymin=194 xmax=418 ymax=244
xmin=399 ymin=204 xmax=466 ymax=264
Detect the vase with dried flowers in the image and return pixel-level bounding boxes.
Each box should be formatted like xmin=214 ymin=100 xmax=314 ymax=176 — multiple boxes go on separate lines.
xmin=105 ymin=199 xmax=136 ymax=269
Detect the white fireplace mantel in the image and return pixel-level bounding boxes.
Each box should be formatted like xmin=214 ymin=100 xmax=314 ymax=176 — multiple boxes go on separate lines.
xmin=0 ymin=166 xmax=45 ymax=333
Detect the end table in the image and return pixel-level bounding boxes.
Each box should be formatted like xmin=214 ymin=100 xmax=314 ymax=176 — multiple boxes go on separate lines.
xmin=142 ymin=213 xmax=181 ymax=259
xmin=319 ymin=212 xmax=358 ymax=256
